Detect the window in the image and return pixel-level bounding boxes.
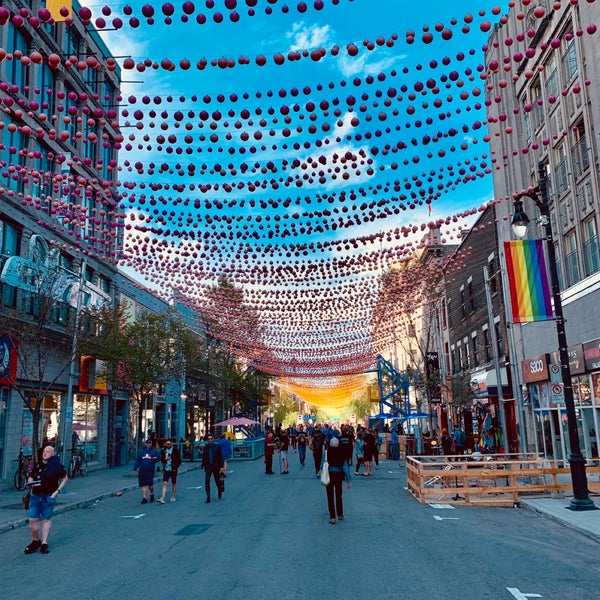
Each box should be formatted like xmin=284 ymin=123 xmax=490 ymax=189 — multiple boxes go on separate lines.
xmin=564 ymin=230 xmax=580 ymax=287
xmin=554 ymin=144 xmax=569 ymax=196
xmin=583 ymin=218 xmax=600 ymax=277
xmin=0 ymin=220 xmax=20 ymax=307
xmin=463 ymin=337 xmax=470 ymax=369
xmin=5 ymin=24 xmax=28 ymax=91
xmin=531 ymin=82 xmax=544 ymax=130
xmin=571 ymin=122 xmax=589 ymax=179
xmin=561 ymin=37 xmax=578 ymax=82
xmin=460 ymin=286 xmax=466 ymax=318
xmin=494 ymin=318 xmax=504 ymax=358
xmin=545 ymin=59 xmax=559 ymax=99
xmin=472 ymin=333 xmax=479 ymax=367
xmin=488 ymin=255 xmax=498 ymax=294
xmin=524 ymin=111 xmax=532 ymax=143
xmin=483 ymin=327 xmax=491 ymax=363
xmin=467 ymin=278 xmax=475 ymax=313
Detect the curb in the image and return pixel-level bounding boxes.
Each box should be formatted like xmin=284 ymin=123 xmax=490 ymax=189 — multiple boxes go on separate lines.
xmin=0 ymin=463 xmax=202 ymax=535
xmin=520 ymin=499 xmax=600 ymax=543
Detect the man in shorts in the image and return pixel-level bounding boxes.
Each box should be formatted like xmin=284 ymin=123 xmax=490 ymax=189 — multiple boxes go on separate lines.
xmin=24 ymin=445 xmax=68 ymax=555
xmin=132 ymin=438 xmax=161 ymax=503
xmin=279 ymin=427 xmax=290 ymax=474
xmin=157 ymin=439 xmax=181 ymax=504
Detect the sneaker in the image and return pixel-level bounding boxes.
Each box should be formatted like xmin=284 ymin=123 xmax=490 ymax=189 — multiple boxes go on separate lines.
xmin=40 ymin=543 xmax=49 ymax=554
xmin=169 ymin=498 xmax=176 ymax=503
xmin=156 ymin=498 xmax=165 ymax=504
xmin=329 ymin=518 xmax=336 ymax=524
xmin=205 ymin=498 xmax=211 ymax=504
xmin=338 ymin=515 xmax=344 ymax=521
xmin=141 ymin=498 xmax=148 ymax=504
xmin=24 ymin=540 xmax=41 ymax=554
xmin=150 ymin=495 xmax=155 ymax=503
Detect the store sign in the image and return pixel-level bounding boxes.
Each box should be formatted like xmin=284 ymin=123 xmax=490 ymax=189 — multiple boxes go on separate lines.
xmin=583 ymin=339 xmax=600 ymax=372
xmin=521 ymin=354 xmax=550 ymax=383
xmin=567 ymin=345 xmax=585 ymax=375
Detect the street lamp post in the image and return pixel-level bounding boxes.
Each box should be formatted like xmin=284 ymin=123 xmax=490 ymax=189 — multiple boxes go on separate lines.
xmin=512 ymin=161 xmax=596 ymax=511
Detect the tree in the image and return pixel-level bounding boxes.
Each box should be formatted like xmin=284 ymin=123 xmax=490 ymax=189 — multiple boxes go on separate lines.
xmin=0 ymin=240 xmax=83 ymax=460
xmin=85 ymin=304 xmax=195 ymax=452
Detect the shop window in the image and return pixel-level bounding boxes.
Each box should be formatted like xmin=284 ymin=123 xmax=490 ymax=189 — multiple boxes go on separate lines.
xmin=72 ymin=394 xmax=101 ymax=462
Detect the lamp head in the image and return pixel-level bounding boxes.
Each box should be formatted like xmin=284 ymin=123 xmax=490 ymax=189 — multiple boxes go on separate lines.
xmin=511 ymin=197 xmax=530 ymax=239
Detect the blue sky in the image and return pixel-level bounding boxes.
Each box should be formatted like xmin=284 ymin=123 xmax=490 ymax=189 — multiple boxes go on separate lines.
xmin=75 ymin=0 xmax=509 ymax=376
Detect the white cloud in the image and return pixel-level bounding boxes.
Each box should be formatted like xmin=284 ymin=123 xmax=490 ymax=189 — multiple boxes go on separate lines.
xmin=287 ymin=22 xmax=332 ymax=51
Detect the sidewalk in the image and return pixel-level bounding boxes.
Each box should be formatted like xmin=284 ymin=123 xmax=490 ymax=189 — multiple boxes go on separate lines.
xmin=1 ymin=461 xmax=599 ymax=540
xmin=0 ymin=461 xmax=203 ymax=535
xmin=519 ymin=495 xmax=600 ymax=541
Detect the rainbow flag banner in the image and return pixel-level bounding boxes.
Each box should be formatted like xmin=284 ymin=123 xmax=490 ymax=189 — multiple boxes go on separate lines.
xmin=504 ymin=239 xmax=553 ymax=323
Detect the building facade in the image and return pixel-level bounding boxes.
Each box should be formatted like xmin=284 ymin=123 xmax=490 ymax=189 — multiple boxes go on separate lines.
xmin=486 ymin=1 xmax=600 ymax=460
xmin=0 ymin=1 xmax=192 ymax=488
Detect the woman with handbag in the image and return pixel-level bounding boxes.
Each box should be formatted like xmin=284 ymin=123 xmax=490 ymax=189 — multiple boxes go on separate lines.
xmin=321 ymin=437 xmax=351 ymax=524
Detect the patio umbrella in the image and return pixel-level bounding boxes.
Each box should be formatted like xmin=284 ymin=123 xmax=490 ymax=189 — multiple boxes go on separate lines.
xmin=214 ymin=416 xmax=259 ymax=426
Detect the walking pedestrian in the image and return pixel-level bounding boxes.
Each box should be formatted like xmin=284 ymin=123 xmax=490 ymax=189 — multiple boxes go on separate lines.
xmin=157 ymin=439 xmax=181 ymax=504
xmin=218 ymin=433 xmax=233 ymax=477
xmin=362 ymin=428 xmax=377 ymax=476
xmin=321 ymin=437 xmax=351 ymax=524
xmin=132 ymin=438 xmax=161 ymax=504
xmin=201 ymin=434 xmax=224 ymax=503
xmin=264 ymin=429 xmax=276 ymax=474
xmin=354 ymin=433 xmax=364 ymax=476
xmin=297 ymin=425 xmax=308 ymax=466
xmin=279 ymin=428 xmax=290 ymax=474
xmin=24 ymin=445 xmax=68 ymax=555
xmin=441 ymin=428 xmax=453 ymax=457
xmin=389 ymin=427 xmax=400 ymax=461
xmin=290 ymin=424 xmax=298 ymax=452
xmin=310 ymin=425 xmax=325 ymax=478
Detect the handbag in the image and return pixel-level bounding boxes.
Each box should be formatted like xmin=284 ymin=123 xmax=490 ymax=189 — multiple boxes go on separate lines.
xmin=320 ymin=451 xmax=330 ymax=486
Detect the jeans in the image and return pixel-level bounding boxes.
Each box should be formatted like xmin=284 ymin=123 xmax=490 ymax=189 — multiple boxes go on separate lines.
xmin=389 ymin=443 xmax=400 ymax=461
xmin=298 ymin=444 xmax=306 ymax=465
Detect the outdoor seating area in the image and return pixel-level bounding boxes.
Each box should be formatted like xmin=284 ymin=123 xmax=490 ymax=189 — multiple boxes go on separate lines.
xmin=406 ymin=454 xmax=600 ymax=507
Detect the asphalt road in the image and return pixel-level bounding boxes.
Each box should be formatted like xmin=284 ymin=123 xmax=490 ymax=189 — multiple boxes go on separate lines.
xmin=0 ymin=458 xmax=598 ymax=600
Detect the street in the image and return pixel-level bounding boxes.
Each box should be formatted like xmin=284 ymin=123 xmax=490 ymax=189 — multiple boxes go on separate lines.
xmin=0 ymin=458 xmax=598 ymax=600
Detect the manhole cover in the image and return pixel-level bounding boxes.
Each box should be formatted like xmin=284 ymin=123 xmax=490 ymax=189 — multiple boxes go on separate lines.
xmin=174 ymin=523 xmax=211 ymax=536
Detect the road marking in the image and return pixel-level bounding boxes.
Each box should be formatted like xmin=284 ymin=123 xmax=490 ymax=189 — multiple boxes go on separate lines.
xmin=433 ymin=515 xmax=459 ymax=521
xmin=507 ymin=588 xmax=542 ymax=599
xmin=120 ymin=513 xmax=146 ymax=519
xmin=429 ymin=503 xmax=455 ymax=509
xmin=186 ymin=485 xmax=204 ymax=489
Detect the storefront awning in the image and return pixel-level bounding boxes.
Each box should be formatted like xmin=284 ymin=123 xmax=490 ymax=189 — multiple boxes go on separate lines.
xmin=470 ymin=368 xmax=510 ymax=401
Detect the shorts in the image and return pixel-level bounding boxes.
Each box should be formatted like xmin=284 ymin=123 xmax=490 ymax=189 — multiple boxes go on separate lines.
xmin=280 ymin=451 xmax=288 ymax=459
xmin=162 ymin=470 xmax=178 ymax=483
xmin=138 ymin=471 xmax=155 ymax=487
xmin=27 ymin=493 xmax=56 ymax=521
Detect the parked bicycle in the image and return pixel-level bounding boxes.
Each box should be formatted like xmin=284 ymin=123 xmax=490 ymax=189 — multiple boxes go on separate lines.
xmin=68 ymin=447 xmax=88 ymax=478
xmin=13 ymin=448 xmax=33 ymax=491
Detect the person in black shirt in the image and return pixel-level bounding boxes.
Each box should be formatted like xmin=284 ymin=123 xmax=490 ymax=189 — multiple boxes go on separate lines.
xmin=201 ymin=435 xmax=224 ymax=503
xmin=310 ymin=426 xmax=325 ymax=478
xmin=24 ymin=445 xmax=68 ymax=555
